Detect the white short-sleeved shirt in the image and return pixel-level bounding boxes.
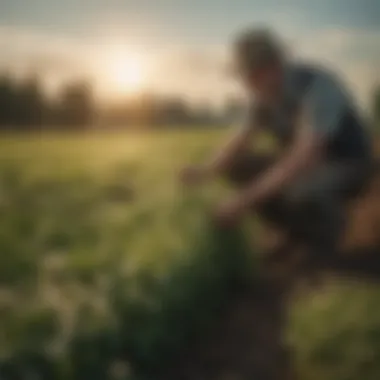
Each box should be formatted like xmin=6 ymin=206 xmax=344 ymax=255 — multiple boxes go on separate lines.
xmin=242 ymin=63 xmax=371 ymax=160
xmin=243 ymin=63 xmax=353 ymax=143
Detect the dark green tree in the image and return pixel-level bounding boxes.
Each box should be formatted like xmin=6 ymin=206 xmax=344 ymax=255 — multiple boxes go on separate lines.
xmin=16 ymin=76 xmax=45 ymax=128
xmin=0 ymin=74 xmax=17 ymax=128
xmin=55 ymin=81 xmax=95 ymax=128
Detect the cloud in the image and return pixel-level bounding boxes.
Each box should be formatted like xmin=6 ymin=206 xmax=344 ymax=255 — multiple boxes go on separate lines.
xmin=0 ymin=26 xmax=97 ymax=79
xmin=293 ymin=27 xmax=380 ymax=108
xmin=150 ymin=26 xmax=380 ymax=108
xmin=0 ymin=25 xmax=378 ymax=109
xmin=296 ymin=27 xmax=380 ymax=61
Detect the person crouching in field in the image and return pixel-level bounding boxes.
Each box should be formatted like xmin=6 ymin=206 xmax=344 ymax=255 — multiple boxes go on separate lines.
xmin=180 ymin=27 xmax=373 ymax=262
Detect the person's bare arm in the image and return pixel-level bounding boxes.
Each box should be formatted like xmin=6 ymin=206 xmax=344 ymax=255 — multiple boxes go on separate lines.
xmin=181 ymin=106 xmax=257 ymax=185
xmin=215 ymin=70 xmax=348 ymax=226
xmin=204 ymin=125 xmax=254 ymax=176
xmin=237 ymin=71 xmax=347 ymax=206
xmin=214 ymin=117 xmax=324 ymax=227
xmin=238 ymin=119 xmax=324 ymax=206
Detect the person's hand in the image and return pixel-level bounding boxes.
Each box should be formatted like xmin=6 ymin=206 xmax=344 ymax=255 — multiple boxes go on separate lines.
xmin=179 ymin=165 xmax=209 ymax=187
xmin=214 ymin=195 xmax=250 ymax=228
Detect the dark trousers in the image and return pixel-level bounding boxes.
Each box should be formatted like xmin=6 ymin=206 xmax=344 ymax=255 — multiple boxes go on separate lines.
xmin=222 ymin=153 xmax=372 ymax=256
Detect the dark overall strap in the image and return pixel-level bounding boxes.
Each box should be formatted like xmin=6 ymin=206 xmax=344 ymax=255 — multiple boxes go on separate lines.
xmin=294 ymin=67 xmax=316 ymax=94
xmin=329 ymin=109 xmax=372 ymax=161
xmin=295 ymin=67 xmax=371 ymax=161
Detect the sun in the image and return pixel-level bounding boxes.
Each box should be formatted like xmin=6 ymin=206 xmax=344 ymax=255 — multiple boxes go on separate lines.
xmin=102 ymin=49 xmax=146 ymax=96
xmin=111 ymin=56 xmax=144 ymax=93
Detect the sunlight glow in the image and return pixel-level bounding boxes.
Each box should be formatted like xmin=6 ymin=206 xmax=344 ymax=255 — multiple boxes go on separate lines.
xmin=101 ymin=47 xmax=146 ymax=96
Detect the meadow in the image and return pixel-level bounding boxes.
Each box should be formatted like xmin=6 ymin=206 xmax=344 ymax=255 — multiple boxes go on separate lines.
xmin=1 ymin=130 xmax=380 ymax=380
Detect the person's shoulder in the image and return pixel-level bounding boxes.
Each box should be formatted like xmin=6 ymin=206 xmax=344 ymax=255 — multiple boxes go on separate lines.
xmin=289 ymin=61 xmax=341 ymax=83
xmin=288 ymin=61 xmax=349 ymax=99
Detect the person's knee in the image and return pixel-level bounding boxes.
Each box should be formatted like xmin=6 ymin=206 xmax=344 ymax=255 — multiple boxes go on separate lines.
xmin=288 ymin=196 xmax=344 ymax=251
xmin=285 ymin=178 xmax=326 ymax=205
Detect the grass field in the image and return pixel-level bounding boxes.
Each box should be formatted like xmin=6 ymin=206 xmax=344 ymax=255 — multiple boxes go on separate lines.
xmin=1 ymin=130 xmax=380 ymax=380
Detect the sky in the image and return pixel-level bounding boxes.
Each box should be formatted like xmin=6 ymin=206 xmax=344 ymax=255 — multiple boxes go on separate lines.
xmin=0 ymin=0 xmax=379 ymax=108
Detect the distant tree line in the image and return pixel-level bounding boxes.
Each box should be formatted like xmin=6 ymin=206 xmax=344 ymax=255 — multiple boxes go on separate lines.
xmin=0 ymin=73 xmax=244 ymax=130
xmin=1 ymin=71 xmax=378 ymax=131
xmin=0 ymin=74 xmax=95 ymax=130
xmin=101 ymin=95 xmax=225 ymax=128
